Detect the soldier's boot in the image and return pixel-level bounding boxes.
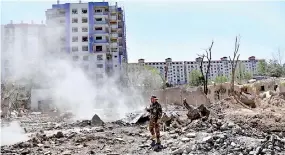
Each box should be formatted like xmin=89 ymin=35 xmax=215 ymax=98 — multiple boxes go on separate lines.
xmin=153 ymin=138 xmax=163 ymax=151
xmin=156 ymin=138 xmax=162 ymax=146
xmin=150 ymin=135 xmax=156 ymax=147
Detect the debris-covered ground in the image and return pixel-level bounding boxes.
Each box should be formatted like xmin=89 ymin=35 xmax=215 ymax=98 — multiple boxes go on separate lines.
xmin=1 ymin=95 xmax=285 ymax=155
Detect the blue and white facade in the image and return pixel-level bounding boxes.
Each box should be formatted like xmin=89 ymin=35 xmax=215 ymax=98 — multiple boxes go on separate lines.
xmin=45 ymin=2 xmax=127 ymax=79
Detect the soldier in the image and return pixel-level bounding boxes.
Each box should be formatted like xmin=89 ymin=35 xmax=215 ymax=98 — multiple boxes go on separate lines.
xmin=146 ymin=96 xmax=163 ymax=147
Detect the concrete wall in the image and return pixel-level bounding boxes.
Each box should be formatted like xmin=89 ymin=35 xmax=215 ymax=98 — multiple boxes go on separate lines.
xmin=31 ymin=88 xmax=53 ymax=110
xmin=144 ymin=87 xmax=211 ymax=107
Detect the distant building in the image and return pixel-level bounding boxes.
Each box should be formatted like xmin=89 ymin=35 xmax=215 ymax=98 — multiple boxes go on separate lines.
xmin=128 ymin=56 xmax=264 ymax=85
xmin=45 ymin=1 xmax=127 ymax=79
xmin=1 ymin=21 xmax=46 ymax=83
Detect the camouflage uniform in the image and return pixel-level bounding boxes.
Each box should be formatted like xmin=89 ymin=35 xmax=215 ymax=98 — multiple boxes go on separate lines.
xmin=147 ymin=100 xmax=162 ymax=144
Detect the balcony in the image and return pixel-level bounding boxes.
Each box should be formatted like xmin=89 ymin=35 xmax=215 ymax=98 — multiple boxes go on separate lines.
xmin=94 ymin=21 xmax=108 ymax=25
xmin=110 ymin=15 xmax=117 ymax=21
xmin=94 ymin=12 xmax=108 ymax=16
xmin=110 ymin=42 xmax=118 ymax=47
xmin=111 ymin=24 xmax=118 ymax=29
xmin=109 ymin=6 xmax=117 ymax=13
xmin=94 ymin=30 xmax=109 ymax=35
xmin=111 ymin=33 xmax=118 ymax=38
xmin=94 ymin=40 xmax=108 ymax=44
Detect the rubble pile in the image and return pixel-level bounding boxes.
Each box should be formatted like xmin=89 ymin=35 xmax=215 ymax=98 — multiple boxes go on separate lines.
xmin=1 ymin=100 xmax=285 ymax=155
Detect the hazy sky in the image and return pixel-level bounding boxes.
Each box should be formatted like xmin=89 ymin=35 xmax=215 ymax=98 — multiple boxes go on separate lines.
xmin=1 ymin=0 xmax=285 ymax=63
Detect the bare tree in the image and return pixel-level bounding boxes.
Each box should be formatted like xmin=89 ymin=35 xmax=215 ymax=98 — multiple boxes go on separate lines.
xmin=229 ymin=36 xmax=240 ymax=95
xmin=198 ymin=41 xmax=214 ymax=95
xmin=272 ymin=48 xmax=284 ymax=65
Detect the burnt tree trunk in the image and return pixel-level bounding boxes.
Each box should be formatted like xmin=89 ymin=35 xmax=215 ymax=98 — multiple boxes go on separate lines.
xmin=198 ymin=41 xmax=214 ymax=95
xmin=229 ymin=36 xmax=240 ymax=96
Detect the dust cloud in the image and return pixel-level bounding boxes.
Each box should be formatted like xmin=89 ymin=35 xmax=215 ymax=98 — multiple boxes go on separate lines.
xmin=2 ymin=21 xmax=163 ymax=122
xmin=1 ymin=121 xmax=29 ymax=146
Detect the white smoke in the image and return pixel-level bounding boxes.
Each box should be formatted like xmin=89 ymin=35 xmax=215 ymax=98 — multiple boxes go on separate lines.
xmin=1 ymin=121 xmax=29 ymax=146
xmin=2 ymin=21 xmax=163 ymax=122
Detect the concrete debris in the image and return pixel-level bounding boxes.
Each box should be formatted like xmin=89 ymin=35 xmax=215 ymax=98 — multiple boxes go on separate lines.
xmin=1 ymin=80 xmax=285 ymax=154
xmin=185 ymin=102 xmax=210 ymax=121
xmin=91 ymin=114 xmax=104 ymax=126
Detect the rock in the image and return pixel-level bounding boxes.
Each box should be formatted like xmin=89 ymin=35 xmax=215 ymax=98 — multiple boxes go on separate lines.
xmin=197 ymin=104 xmax=210 ymax=119
xmin=172 ymin=148 xmax=183 ymax=155
xmin=181 ymin=138 xmax=190 ymax=142
xmin=115 ymin=138 xmax=124 ymax=142
xmin=185 ymin=144 xmax=194 ymax=153
xmin=61 ymin=150 xmax=72 ymax=155
xmin=55 ymin=131 xmax=64 ymax=138
xmin=186 ymin=108 xmax=201 ymax=121
xmin=228 ymin=122 xmax=235 ymax=128
xmin=186 ymin=133 xmax=196 ymax=138
xmin=91 ymin=114 xmax=104 ymax=126
xmin=220 ymin=123 xmax=228 ymax=130
xmin=202 ymin=136 xmax=213 ymax=143
xmin=230 ymin=142 xmax=236 ymax=147
xmin=255 ymin=146 xmax=262 ymax=154
xmin=37 ymin=144 xmax=44 ymax=147
xmin=170 ymin=134 xmax=178 ymax=139
xmin=44 ymin=151 xmax=52 ymax=155
xmin=95 ymin=127 xmax=104 ymax=132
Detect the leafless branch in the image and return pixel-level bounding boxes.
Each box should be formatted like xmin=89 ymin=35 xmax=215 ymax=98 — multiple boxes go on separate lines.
xmin=229 ymin=36 xmax=241 ymax=96
xmin=197 ymin=40 xmax=214 ymax=95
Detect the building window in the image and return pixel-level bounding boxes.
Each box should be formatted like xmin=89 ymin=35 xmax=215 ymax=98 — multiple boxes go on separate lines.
xmin=96 ymin=46 xmax=102 ymax=51
xmin=82 ymin=27 xmax=88 ymax=32
xmin=72 ymin=18 xmax=78 ymax=23
xmin=97 ymin=64 xmax=103 ymax=68
xmin=95 ymin=36 xmax=102 ymax=40
xmin=60 ymin=47 xmax=65 ymax=52
xmin=82 ymin=36 xmax=88 ymax=42
xmin=82 ymin=45 xmax=88 ymax=51
xmin=72 ymin=27 xmax=78 ymax=32
xmin=72 ymin=9 xmax=78 ymax=14
xmin=84 ymin=65 xmax=89 ymax=71
xmin=96 ymin=74 xmax=103 ymax=79
xmin=115 ymin=65 xmax=117 ymax=67
xmin=4 ymin=60 xmax=9 ymax=66
xmin=83 ymin=55 xmax=89 ymax=61
xmin=82 ymin=17 xmax=88 ymax=23
xmin=95 ymin=18 xmax=103 ymax=21
xmin=82 ymin=8 xmax=87 ymax=14
xmin=72 ymin=46 xmax=78 ymax=52
xmin=97 ymin=55 xmax=103 ymax=60
xmin=95 ymin=9 xmax=102 ymax=13
xmin=72 ymin=36 xmax=78 ymax=42
xmin=73 ymin=56 xmax=79 ymax=61
xmin=114 ymin=55 xmax=117 ymax=58
xmin=95 ymin=27 xmax=103 ymax=31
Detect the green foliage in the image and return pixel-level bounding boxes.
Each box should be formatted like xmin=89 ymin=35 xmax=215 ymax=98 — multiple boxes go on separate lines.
xmin=243 ymin=71 xmax=253 ymax=80
xmin=257 ymin=60 xmax=267 ymax=76
xmin=214 ymin=76 xmax=228 ymax=84
xmin=257 ymin=59 xmax=285 ymax=77
xmin=189 ymin=70 xmax=204 ymax=86
xmin=234 ymin=62 xmax=253 ymax=83
xmin=267 ymin=59 xmax=285 ymax=77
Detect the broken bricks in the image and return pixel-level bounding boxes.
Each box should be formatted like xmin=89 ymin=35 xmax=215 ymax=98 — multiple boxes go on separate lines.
xmin=186 ymin=104 xmax=210 ymax=121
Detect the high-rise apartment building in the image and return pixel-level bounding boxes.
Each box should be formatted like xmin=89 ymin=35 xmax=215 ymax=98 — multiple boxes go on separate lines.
xmin=128 ymin=56 xmax=263 ymax=85
xmin=1 ymin=21 xmax=46 ymax=82
xmin=45 ymin=1 xmax=127 ymax=80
